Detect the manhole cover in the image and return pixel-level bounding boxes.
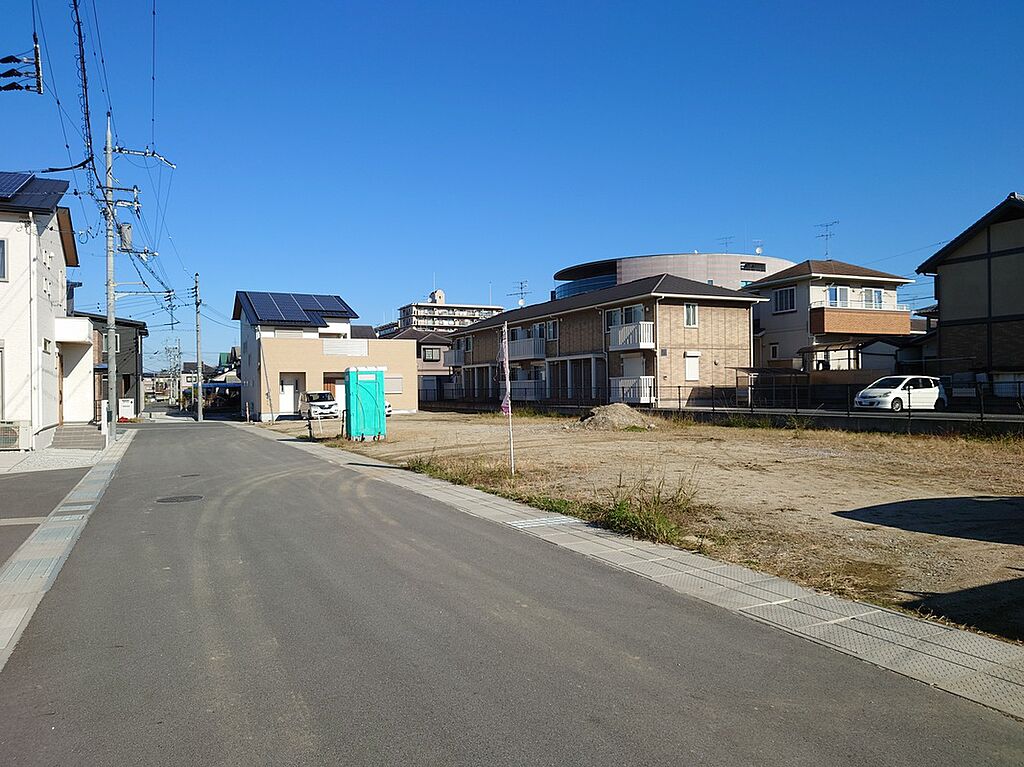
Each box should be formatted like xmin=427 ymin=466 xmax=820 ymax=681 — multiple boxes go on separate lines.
xmin=156 ymin=495 xmax=203 ymax=504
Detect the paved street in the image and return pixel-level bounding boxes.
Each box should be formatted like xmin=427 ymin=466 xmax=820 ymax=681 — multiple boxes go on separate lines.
xmin=0 ymin=422 xmax=1021 ymax=766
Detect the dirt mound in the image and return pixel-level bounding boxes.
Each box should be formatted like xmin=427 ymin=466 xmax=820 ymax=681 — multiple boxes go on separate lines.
xmin=569 ymin=403 xmax=655 ymax=431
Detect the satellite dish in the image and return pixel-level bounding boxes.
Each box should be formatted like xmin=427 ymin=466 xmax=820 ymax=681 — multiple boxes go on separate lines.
xmin=518 ymin=298 xmax=525 ymax=307
xmin=755 ymin=246 xmax=763 ymax=255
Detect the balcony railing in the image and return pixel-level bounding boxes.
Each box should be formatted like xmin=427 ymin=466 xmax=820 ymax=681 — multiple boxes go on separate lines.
xmin=609 ymin=376 xmax=656 ymax=404
xmin=443 ymin=349 xmax=464 ymax=367
xmin=608 ymin=321 xmax=655 ymax=351
xmin=508 ymin=336 xmax=546 ymax=360
xmin=502 ymin=380 xmax=546 ymax=401
xmin=810 ymin=299 xmax=909 ymax=311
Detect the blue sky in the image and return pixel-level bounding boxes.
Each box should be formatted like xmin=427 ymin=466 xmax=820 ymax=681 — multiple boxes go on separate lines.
xmin=3 ymin=1 xmax=1022 ymax=369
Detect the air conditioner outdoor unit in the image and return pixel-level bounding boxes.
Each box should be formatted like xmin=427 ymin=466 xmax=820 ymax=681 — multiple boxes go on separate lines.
xmin=0 ymin=421 xmax=31 ymax=450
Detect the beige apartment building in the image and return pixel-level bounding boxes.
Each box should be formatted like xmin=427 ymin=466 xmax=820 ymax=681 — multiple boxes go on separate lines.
xmin=445 ymin=274 xmax=764 ymax=407
xmin=376 ymin=288 xmax=504 ymax=337
xmin=232 ymin=291 xmax=417 ymax=420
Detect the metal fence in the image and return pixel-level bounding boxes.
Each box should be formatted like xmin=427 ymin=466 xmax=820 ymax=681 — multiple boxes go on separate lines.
xmin=420 ymin=379 xmax=1024 ymax=420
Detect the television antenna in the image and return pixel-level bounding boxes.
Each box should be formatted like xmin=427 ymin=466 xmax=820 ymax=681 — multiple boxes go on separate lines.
xmin=717 ymin=235 xmax=735 ymax=252
xmin=816 ymin=220 xmax=839 ymax=258
xmin=508 ymin=280 xmax=530 ymax=307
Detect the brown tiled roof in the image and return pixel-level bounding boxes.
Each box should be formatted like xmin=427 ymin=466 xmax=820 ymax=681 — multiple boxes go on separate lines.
xmin=744 ymin=260 xmax=910 ymax=289
xmin=452 ymin=273 xmax=762 ymax=335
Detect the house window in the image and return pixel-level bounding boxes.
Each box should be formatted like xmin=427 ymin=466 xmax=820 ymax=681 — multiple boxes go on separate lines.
xmin=827 ymin=286 xmax=849 ymax=308
xmin=422 ymin=347 xmax=441 ymax=362
xmin=706 ymin=279 xmax=714 ymax=285
xmin=42 ymin=338 xmax=52 ymax=354
xmin=740 ymin=262 xmax=767 ymax=272
xmin=546 ymin=319 xmax=558 ymax=340
xmin=769 ymin=343 xmax=779 ymax=360
xmin=510 ymin=326 xmax=525 ymax=341
xmin=101 ymin=334 xmax=121 ymax=353
xmin=866 ymin=288 xmax=883 ymax=309
xmin=606 ymin=304 xmax=644 ymax=330
xmin=684 ymin=304 xmax=698 ymax=327
xmin=605 ymin=308 xmax=621 ymax=330
xmin=0 ymin=240 xmax=6 ymax=280
xmin=684 ymin=351 xmax=700 ymax=381
xmin=384 ymin=375 xmax=403 ymax=394
xmin=464 ymin=335 xmax=473 ymax=352
xmin=773 ymin=287 xmax=795 ymax=313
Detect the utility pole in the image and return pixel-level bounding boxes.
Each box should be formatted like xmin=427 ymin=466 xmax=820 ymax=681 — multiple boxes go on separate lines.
xmin=105 ymin=115 xmax=117 ymax=446
xmin=194 ymin=273 xmax=203 ymax=422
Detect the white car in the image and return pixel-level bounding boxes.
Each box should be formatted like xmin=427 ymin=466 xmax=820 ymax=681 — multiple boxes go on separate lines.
xmin=299 ymin=390 xmax=340 ymax=419
xmin=854 ymin=376 xmax=948 ymax=412
xmin=385 ymin=400 xmax=393 ymax=417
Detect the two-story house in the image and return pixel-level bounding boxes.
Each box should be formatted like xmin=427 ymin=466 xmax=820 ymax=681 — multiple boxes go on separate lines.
xmin=916 ymin=192 xmax=1024 ymax=394
xmin=744 ymin=259 xmax=913 ymax=372
xmin=72 ymin=311 xmax=148 ymax=420
xmin=445 ymin=274 xmax=764 ymax=408
xmin=0 ymin=172 xmax=94 ymax=449
xmin=386 ymin=328 xmax=453 ymax=401
xmin=232 ymin=291 xmax=418 ymax=420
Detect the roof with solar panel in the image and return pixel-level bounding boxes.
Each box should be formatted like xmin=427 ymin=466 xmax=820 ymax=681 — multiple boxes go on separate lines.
xmin=232 ymin=291 xmax=359 ymax=326
xmin=0 ymin=172 xmax=70 ymax=213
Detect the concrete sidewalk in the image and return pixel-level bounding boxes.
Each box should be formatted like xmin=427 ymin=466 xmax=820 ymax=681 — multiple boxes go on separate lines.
xmin=241 ymin=423 xmax=1024 ymax=721
xmin=0 ymin=447 xmax=102 ymax=475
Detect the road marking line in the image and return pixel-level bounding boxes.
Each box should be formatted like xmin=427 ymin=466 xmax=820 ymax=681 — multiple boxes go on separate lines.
xmin=0 ymin=431 xmax=135 ymax=671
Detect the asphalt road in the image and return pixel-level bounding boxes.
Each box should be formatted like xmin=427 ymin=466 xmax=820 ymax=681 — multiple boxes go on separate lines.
xmin=0 ymin=422 xmax=1021 ymax=766
xmin=0 ymin=467 xmax=88 ymax=565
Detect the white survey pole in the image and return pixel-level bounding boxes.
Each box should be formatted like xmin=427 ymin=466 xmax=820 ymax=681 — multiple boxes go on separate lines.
xmin=500 ymin=321 xmax=514 ymax=475
xmin=105 ymin=114 xmax=117 ymax=446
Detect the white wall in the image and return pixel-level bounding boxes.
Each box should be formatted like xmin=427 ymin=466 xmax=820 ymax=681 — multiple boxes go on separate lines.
xmin=61 ymin=343 xmax=94 ymax=421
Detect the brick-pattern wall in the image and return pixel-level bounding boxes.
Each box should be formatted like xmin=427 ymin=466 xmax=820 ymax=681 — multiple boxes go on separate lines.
xmin=992 ymin=320 xmax=1024 ymax=369
xmin=657 ymin=301 xmax=751 ymax=387
xmin=557 ymin=307 xmax=612 ymax=356
xmin=940 ymin=323 xmax=986 ymax=370
xmin=463 ymin=327 xmax=500 ymax=367
xmin=809 ymin=308 xmax=910 ymax=335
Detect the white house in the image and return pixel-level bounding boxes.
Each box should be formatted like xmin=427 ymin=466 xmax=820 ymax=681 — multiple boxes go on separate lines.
xmin=0 ymin=172 xmax=93 ymax=449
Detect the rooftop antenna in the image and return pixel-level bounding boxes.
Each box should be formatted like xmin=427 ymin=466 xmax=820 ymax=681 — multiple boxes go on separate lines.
xmin=508 ymin=280 xmax=530 ymax=307
xmin=816 ymin=220 xmax=839 ymax=258
xmin=717 ymin=235 xmax=735 ymax=252
xmin=488 ymin=281 xmax=492 ymax=304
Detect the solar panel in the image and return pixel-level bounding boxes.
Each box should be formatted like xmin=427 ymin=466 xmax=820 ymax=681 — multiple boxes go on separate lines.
xmin=294 ymin=294 xmax=325 ymax=312
xmin=0 ymin=172 xmax=33 ymax=200
xmin=247 ymin=292 xmax=285 ymax=322
xmin=316 ymin=295 xmax=350 ymax=314
xmin=269 ymin=292 xmax=309 ymax=322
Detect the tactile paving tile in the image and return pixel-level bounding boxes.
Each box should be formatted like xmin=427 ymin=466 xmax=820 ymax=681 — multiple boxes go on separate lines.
xmin=797 ymin=622 xmax=905 ymax=662
xmin=917 ymin=630 xmax=1024 ymax=666
xmin=619 ymin=560 xmax=685 ymax=579
xmin=944 ymin=673 xmax=1024 ymax=719
xmin=854 ymin=609 xmax=951 ymax=640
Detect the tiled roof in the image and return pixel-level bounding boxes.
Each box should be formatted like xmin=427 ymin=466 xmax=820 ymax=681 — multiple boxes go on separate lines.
xmin=452 ymin=273 xmax=762 ymax=335
xmin=743 ymin=260 xmax=910 ymax=289
xmin=389 ymin=328 xmax=452 ymax=344
xmin=350 ymin=324 xmax=378 ymax=339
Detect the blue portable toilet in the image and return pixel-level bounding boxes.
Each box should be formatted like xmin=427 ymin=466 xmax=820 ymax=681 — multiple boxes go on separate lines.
xmin=344 ymin=366 xmax=387 ymax=440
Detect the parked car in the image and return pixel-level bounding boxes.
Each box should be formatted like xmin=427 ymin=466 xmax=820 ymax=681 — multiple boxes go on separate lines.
xmin=385 ymin=400 xmax=393 ymax=417
xmin=854 ymin=376 xmax=947 ymax=412
xmin=299 ymin=390 xmax=340 ymax=419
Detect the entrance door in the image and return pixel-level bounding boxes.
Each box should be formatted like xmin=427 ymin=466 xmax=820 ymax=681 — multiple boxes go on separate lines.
xmin=279 ymin=376 xmax=300 ymax=415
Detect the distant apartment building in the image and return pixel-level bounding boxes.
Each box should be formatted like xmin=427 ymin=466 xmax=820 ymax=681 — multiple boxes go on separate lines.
xmin=375 ymin=289 xmax=504 ymax=337
xmin=385 ymin=328 xmax=453 ymax=399
xmin=916 ymin=192 xmax=1024 ymax=391
xmin=744 ymin=259 xmax=913 ymax=372
xmin=233 ymin=291 xmax=418 ymax=420
xmin=552 ymin=251 xmax=796 ymax=298
xmin=445 ymin=274 xmax=764 ymax=407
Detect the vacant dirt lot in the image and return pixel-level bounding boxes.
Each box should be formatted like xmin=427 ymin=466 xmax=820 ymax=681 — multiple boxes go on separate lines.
xmin=266 ymin=411 xmax=1024 ymax=641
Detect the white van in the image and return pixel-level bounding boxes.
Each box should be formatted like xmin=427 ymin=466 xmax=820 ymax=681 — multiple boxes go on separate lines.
xmin=299 ymin=390 xmax=340 ymax=419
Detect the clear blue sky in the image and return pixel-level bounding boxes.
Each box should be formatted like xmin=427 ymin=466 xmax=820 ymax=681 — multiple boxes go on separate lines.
xmin=3 ymin=1 xmax=1022 ymax=370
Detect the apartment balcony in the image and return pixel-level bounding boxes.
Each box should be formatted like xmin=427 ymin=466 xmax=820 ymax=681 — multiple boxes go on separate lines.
xmin=508 ymin=336 xmax=546 ymax=360
xmin=609 ymin=376 xmax=656 ymax=405
xmin=608 ymin=321 xmax=655 ymax=351
xmin=809 ymin=301 xmax=911 ymax=336
xmin=443 ymin=349 xmax=464 ymax=367
xmin=53 ymin=316 xmax=94 ymax=345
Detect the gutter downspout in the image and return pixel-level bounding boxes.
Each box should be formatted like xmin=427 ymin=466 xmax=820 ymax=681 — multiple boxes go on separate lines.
xmin=27 ymin=212 xmax=37 ymax=448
